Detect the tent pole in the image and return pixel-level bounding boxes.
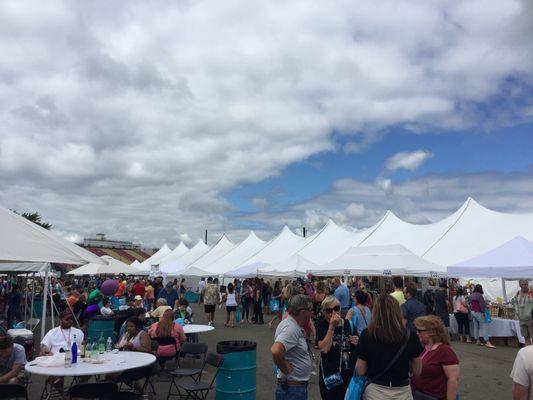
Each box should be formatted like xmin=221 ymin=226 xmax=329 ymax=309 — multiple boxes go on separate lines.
xmin=41 ymin=266 xmax=50 ymax=339
xmin=30 ymin=272 xmax=35 ymax=320
xmin=49 ymin=276 xmax=55 ymax=330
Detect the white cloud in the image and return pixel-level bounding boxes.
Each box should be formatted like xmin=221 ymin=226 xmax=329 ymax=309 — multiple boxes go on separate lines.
xmin=251 ymin=197 xmax=268 ymax=209
xmin=385 ymin=150 xmax=434 ymax=171
xmin=346 ymin=203 xmax=366 ymax=219
xmin=178 ymin=233 xmax=193 ymax=246
xmin=0 ymin=1 xmax=531 ymax=245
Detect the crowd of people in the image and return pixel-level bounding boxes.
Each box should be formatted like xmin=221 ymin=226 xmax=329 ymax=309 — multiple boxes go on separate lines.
xmin=0 ymin=274 xmax=532 ymax=399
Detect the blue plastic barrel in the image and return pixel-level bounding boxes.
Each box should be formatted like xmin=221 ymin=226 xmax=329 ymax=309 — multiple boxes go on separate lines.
xmin=33 ymin=297 xmax=43 ymax=318
xmin=216 ymin=341 xmax=256 ymax=400
xmin=87 ymin=316 xmax=116 ymax=344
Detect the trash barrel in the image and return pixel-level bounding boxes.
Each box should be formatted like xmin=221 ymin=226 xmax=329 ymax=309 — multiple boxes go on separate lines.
xmin=185 ymin=290 xmax=200 ymax=303
xmin=87 ymin=316 xmax=116 ymax=344
xmin=33 ymin=297 xmax=43 ymax=318
xmin=216 ymin=341 xmax=256 ymax=400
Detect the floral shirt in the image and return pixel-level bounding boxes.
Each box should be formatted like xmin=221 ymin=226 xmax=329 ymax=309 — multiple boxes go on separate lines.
xmin=203 ymin=283 xmax=220 ymax=306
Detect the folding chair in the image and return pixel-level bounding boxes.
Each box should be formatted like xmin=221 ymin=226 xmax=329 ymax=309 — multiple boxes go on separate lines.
xmin=167 ymin=343 xmax=208 ymax=399
xmin=175 ymin=353 xmax=223 ymax=400
xmin=68 ymin=382 xmax=118 ymax=400
xmin=0 ymin=383 xmax=28 ymax=400
xmin=116 ymin=365 xmax=156 ymax=395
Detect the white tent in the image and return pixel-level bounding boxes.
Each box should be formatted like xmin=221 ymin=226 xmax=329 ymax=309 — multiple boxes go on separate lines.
xmin=447 ymin=236 xmax=533 ymax=279
xmin=185 ymin=235 xmax=235 ymax=271
xmin=296 ymin=219 xmax=372 ymax=264
xmin=258 ymin=254 xmax=317 ymax=277
xmin=234 ymin=226 xmax=310 ymax=270
xmin=223 ymin=262 xmax=270 ymax=278
xmin=137 ymin=244 xmax=172 ymax=271
xmin=160 ymin=240 xmax=210 ymax=275
xmin=0 ymin=206 xmax=104 ymax=265
xmin=309 ymin=244 xmax=444 ymax=277
xmin=0 ymin=262 xmax=50 ymax=273
xmin=67 ymin=255 xmax=142 ymax=276
xmin=197 ymin=231 xmax=266 ymax=276
xmin=130 ymin=259 xmax=140 ymax=268
xmin=158 ymin=242 xmax=189 ymax=265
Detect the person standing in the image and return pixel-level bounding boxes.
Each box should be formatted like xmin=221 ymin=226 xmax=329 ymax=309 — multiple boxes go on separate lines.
xmin=510 ymin=344 xmax=533 ymax=400
xmin=356 ymin=294 xmax=423 ymax=400
xmin=390 ymin=277 xmax=406 ymax=306
xmin=271 ymin=295 xmax=313 ymax=400
xmin=203 ymin=277 xmax=220 ymax=326
xmin=198 ymin=278 xmax=206 ymax=304
xmin=402 ymin=286 xmax=427 ymax=334
xmin=434 ymin=282 xmax=451 ymax=328
xmin=346 ymin=290 xmax=372 ymax=335
xmin=316 ymin=297 xmax=358 ymax=399
xmin=222 ymin=282 xmax=239 ymax=328
xmin=254 ymin=278 xmax=264 ymax=324
xmin=411 ymin=315 xmax=460 ymax=400
xmin=511 ymin=279 xmax=533 ymax=346
xmin=332 ymin=278 xmax=350 ymax=318
xmin=453 ymin=287 xmax=472 ymax=343
xmin=470 ymin=284 xmax=495 ymax=348
xmin=7 ymin=284 xmax=22 ymax=328
xmin=158 ymin=283 xmax=179 ymax=310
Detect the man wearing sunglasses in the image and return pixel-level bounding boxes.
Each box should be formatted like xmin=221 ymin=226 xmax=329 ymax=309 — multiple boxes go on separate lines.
xmin=271 ymin=294 xmax=314 ymax=400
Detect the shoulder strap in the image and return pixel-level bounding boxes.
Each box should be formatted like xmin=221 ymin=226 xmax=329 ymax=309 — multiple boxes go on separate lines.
xmin=368 ymin=332 xmax=410 ymax=384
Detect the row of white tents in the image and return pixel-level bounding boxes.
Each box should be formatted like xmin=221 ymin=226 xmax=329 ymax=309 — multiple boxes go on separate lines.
xmin=130 ymin=198 xmax=533 ymax=289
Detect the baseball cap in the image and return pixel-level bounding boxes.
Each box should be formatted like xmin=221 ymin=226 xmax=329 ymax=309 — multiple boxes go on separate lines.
xmin=134 ymin=295 xmax=143 ymax=300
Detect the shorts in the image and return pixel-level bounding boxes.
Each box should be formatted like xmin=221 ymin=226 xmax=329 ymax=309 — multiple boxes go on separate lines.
xmin=520 ymin=321 xmax=532 ymax=338
xmin=204 ymin=304 xmax=216 ymax=313
xmin=226 ymin=306 xmax=237 ymax=312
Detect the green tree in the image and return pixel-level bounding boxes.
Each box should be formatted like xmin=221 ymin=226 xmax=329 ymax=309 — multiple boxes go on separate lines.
xmin=13 ymin=210 xmax=52 ymax=230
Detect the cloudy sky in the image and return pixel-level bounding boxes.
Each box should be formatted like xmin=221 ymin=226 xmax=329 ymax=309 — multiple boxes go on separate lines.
xmin=1 ymin=0 xmax=532 ymax=248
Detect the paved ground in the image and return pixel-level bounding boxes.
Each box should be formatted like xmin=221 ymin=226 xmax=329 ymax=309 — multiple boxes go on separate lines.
xmin=26 ymin=303 xmax=520 ymax=399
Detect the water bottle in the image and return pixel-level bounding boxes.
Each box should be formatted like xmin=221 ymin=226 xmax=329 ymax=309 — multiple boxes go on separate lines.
xmin=91 ymin=337 xmax=99 ymax=360
xmin=84 ymin=338 xmax=91 ymax=360
xmin=64 ymin=344 xmax=72 ymax=368
xmin=98 ymin=333 xmax=105 ymax=354
xmin=106 ymin=337 xmax=112 ymax=352
xmin=71 ymin=335 xmax=78 ymax=364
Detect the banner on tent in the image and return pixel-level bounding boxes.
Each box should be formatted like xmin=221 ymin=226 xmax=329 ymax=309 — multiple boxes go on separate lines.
xmin=151 ymin=264 xmax=160 ymax=273
xmin=430 ymin=271 xmax=441 ymax=278
xmin=382 ymin=269 xmax=392 ymax=276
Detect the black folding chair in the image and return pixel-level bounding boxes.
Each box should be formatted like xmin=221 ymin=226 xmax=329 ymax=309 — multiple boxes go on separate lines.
xmin=167 ymin=343 xmax=208 ymax=399
xmin=175 ymin=353 xmax=223 ymax=400
xmin=68 ymin=382 xmax=118 ymax=400
xmin=0 ymin=383 xmax=28 ymax=400
xmin=116 ymin=365 xmax=156 ymax=395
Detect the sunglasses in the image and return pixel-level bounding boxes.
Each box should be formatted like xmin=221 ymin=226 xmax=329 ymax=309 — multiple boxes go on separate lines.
xmin=416 ymin=328 xmax=430 ymax=333
xmin=324 ymin=306 xmax=341 ymax=313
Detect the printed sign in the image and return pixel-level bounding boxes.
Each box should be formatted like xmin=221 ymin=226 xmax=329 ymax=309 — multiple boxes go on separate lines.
xmin=382 ymin=269 xmax=392 ymax=276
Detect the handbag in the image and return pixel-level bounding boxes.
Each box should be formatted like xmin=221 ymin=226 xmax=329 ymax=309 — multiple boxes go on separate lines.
xmin=321 ymin=322 xmax=345 ymax=390
xmin=483 ymin=308 xmax=492 ymax=323
xmin=270 ymin=299 xmax=280 ymax=312
xmin=344 ymin=332 xmax=411 ymax=400
xmin=455 ymin=297 xmax=468 ymax=314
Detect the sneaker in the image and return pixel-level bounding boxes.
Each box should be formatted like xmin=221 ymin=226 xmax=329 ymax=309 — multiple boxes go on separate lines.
xmin=207 ymin=321 xmax=213 ymax=326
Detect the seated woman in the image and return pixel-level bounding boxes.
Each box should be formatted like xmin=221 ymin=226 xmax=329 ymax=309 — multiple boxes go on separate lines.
xmin=115 ymin=317 xmax=152 ymax=353
xmin=148 ymin=309 xmax=186 ymax=359
xmin=411 ymin=315 xmax=460 ymax=400
xmin=100 ymin=297 xmax=114 ymax=317
xmin=174 ymin=298 xmax=193 ymax=323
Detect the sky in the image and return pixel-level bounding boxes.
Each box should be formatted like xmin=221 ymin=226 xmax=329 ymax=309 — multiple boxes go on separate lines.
xmin=0 ymin=0 xmax=532 ymax=249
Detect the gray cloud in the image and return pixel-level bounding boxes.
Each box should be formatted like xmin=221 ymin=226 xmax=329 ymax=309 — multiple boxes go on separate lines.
xmin=0 ymin=0 xmax=532 ymax=246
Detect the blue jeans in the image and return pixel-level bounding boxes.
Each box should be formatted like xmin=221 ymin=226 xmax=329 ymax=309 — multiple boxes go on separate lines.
xmin=275 ymin=384 xmax=307 ymax=400
xmin=472 ymin=311 xmax=489 ymax=341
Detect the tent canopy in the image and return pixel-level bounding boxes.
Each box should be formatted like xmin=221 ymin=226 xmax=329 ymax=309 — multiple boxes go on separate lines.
xmin=223 ymin=262 xmax=270 ymax=278
xmin=159 ymin=242 xmax=189 ymax=265
xmin=0 ymin=262 xmax=50 ymax=273
xmin=137 ymin=244 xmax=171 ymax=271
xmin=0 ymin=206 xmax=104 ymax=265
xmin=309 ymin=244 xmax=445 ymax=277
xmin=160 ymin=240 xmax=210 ymax=275
xmin=67 ymin=255 xmax=143 ymax=276
xmin=258 ymin=254 xmax=316 ymax=277
xmin=447 ymin=236 xmax=533 ymax=278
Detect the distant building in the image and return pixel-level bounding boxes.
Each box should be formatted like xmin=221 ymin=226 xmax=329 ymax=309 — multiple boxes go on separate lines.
xmin=78 ymin=233 xmax=155 ymax=264
xmin=83 ymin=233 xmax=140 ymax=250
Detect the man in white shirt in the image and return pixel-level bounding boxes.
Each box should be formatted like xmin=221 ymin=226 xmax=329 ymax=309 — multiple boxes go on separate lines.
xmin=198 ymin=278 xmax=206 ymax=304
xmin=511 ymin=345 xmax=533 ymax=400
xmin=41 ymin=310 xmax=84 ymax=355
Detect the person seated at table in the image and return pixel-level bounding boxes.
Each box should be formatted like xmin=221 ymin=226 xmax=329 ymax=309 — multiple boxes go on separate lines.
xmin=150 ymin=298 xmax=172 ymax=319
xmin=116 ymin=317 xmax=152 ymax=353
xmin=133 ymin=295 xmax=144 ymax=309
xmin=148 ymin=309 xmax=186 ymax=359
xmin=40 ymin=310 xmax=85 ymax=398
xmin=0 ymin=335 xmax=27 ymax=384
xmin=174 ymin=298 xmax=193 ymax=323
xmin=100 ymin=297 xmax=114 ymax=317
xmin=119 ymin=308 xmax=147 ymax=338
xmin=119 ymin=296 xmax=136 ymax=312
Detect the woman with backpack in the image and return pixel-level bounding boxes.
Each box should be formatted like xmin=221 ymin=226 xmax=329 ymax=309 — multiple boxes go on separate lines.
xmin=453 ymin=287 xmax=472 ymax=343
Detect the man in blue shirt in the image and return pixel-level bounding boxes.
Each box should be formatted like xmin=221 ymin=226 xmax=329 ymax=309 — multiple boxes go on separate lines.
xmin=402 ymin=286 xmax=427 ymax=333
xmin=333 ymin=278 xmax=351 ymax=318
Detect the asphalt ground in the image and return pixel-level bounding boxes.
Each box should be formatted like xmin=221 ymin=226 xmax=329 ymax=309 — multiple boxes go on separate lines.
xmin=26 ymin=302 xmax=519 ymax=399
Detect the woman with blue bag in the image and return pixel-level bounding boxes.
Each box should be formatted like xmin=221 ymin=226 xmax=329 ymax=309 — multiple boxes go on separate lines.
xmin=316 ymin=296 xmax=359 ymax=399
xmin=345 ymin=291 xmax=372 ymax=335
xmin=469 ymin=284 xmax=495 ymax=348
xmin=355 ymin=294 xmax=423 ymax=400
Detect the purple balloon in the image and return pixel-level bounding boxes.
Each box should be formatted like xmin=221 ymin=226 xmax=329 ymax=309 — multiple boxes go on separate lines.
xmin=101 ymin=279 xmax=119 ymax=296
